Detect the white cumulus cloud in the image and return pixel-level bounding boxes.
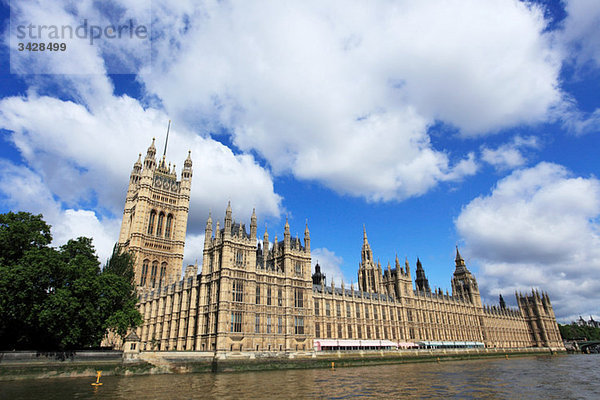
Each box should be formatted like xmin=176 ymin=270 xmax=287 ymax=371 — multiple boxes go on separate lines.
xmin=456 ymin=162 xmax=600 ymax=321
xmin=140 ymin=0 xmax=562 ymax=201
xmin=480 ymin=136 xmax=540 ymax=171
xmin=0 ymin=160 xmax=120 ymax=263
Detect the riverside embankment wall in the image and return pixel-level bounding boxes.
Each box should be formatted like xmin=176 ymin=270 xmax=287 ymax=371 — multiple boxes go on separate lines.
xmin=0 ymin=347 xmax=564 ymax=381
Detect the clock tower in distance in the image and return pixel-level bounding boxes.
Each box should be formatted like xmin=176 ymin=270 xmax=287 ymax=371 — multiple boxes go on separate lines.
xmin=118 ymin=132 xmax=192 ymax=291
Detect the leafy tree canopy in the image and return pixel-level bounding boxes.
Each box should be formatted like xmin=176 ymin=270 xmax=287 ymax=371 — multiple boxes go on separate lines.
xmin=559 ymin=323 xmax=600 ymax=341
xmin=0 ymin=211 xmax=52 ymax=266
xmin=0 ymin=212 xmax=141 ymax=350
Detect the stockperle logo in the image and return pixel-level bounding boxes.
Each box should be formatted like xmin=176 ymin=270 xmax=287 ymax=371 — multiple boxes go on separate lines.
xmin=9 ymin=2 xmax=151 ymax=74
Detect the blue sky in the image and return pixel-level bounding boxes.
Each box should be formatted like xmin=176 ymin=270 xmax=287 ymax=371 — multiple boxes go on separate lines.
xmin=1 ymin=0 xmax=600 ymax=322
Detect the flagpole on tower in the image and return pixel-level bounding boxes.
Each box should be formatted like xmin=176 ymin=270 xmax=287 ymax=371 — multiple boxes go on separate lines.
xmin=161 ymin=120 xmax=171 ymax=168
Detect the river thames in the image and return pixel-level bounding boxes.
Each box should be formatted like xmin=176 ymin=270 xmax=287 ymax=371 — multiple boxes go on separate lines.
xmin=1 ymin=354 xmax=598 ymax=399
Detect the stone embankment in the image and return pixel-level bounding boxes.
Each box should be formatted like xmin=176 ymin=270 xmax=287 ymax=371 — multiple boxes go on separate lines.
xmin=0 ymin=347 xmax=564 ymax=381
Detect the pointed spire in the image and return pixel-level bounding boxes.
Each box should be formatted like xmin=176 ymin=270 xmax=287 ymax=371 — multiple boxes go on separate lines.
xmin=182 ymin=150 xmax=192 ymax=180
xmin=263 ymin=223 xmax=269 ymax=253
xmin=363 ymin=224 xmax=368 ymax=243
xmin=304 ymin=219 xmax=310 ymax=252
xmin=250 ymin=208 xmax=257 ymax=239
xmin=284 ymin=215 xmax=290 ymax=248
xmin=455 ymin=246 xmax=463 ymax=262
xmin=132 ymin=153 xmax=142 ymax=175
xmin=148 ymin=137 xmax=156 ymax=152
xmin=454 ymin=246 xmax=467 ymax=272
xmin=224 ymin=201 xmax=232 ymax=232
xmin=144 ymin=137 xmax=157 ymax=169
xmin=204 ymin=212 xmax=213 ymax=248
xmin=415 ymin=257 xmax=430 ymax=292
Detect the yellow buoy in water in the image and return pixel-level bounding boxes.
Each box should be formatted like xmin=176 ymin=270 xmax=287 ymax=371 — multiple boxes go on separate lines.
xmin=91 ymin=370 xmax=103 ymax=386
xmin=505 ymin=354 xmax=509 ymax=360
xmin=331 ymin=362 xmax=335 ymax=369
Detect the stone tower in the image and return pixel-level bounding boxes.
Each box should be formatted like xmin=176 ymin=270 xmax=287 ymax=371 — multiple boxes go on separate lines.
xmin=381 ymin=255 xmax=413 ymax=298
xmin=118 ymin=133 xmax=192 ymax=291
xmin=199 ymin=205 xmax=313 ymax=352
xmin=415 ymin=257 xmax=431 ymax=292
xmin=358 ymin=226 xmax=383 ymax=293
xmin=516 ymin=290 xmax=563 ymax=347
xmin=451 ymin=247 xmax=482 ymax=307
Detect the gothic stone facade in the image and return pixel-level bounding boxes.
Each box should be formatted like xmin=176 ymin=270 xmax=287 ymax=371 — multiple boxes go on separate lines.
xmin=122 ymin=144 xmax=563 ymax=352
xmin=137 ymin=205 xmax=313 ymax=352
xmin=118 ymin=139 xmax=192 ymax=291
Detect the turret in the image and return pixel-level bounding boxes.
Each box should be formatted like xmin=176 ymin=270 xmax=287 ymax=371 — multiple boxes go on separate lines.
xmin=312 ymin=262 xmax=326 ymax=286
xmin=224 ymin=201 xmax=232 ymax=234
xmin=144 ymin=137 xmax=157 ymax=170
xmin=284 ymin=216 xmax=291 ymax=249
xmin=455 ymin=247 xmax=467 ymax=272
xmin=128 ymin=153 xmax=143 ymax=186
xmin=204 ymin=213 xmax=213 ymax=249
xmin=415 ymin=257 xmax=431 ymax=292
xmin=182 ymin=150 xmax=192 ymax=181
xmin=250 ymin=208 xmax=257 ymax=239
xmin=263 ymin=224 xmax=269 ymax=254
xmin=304 ymin=221 xmax=310 ymax=252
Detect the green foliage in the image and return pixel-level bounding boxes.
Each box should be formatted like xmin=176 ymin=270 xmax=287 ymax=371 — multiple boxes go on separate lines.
xmin=558 ymin=323 xmax=600 ymax=341
xmin=0 ymin=211 xmax=52 ymax=266
xmin=104 ymin=243 xmax=136 ymax=283
xmin=0 ymin=212 xmax=141 ymax=350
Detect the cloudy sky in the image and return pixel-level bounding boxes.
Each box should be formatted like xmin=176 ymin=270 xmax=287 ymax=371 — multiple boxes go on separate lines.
xmin=1 ymin=0 xmax=599 ymax=322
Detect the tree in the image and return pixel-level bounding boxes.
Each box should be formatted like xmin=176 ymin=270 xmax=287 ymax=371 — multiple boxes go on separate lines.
xmin=0 ymin=211 xmax=52 ymax=266
xmin=0 ymin=212 xmax=141 ymax=350
xmin=104 ymin=243 xmax=136 ymax=283
xmin=101 ymin=244 xmax=141 ymax=337
xmin=558 ymin=323 xmax=600 ymax=341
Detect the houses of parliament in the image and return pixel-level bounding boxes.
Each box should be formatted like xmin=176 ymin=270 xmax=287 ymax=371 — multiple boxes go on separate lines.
xmin=118 ymin=139 xmax=564 ymax=353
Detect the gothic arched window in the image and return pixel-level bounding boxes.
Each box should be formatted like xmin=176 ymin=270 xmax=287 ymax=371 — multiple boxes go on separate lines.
xmin=147 ymin=210 xmax=157 ymax=235
xmin=150 ymin=260 xmax=158 ymax=288
xmin=159 ymin=262 xmax=167 ymax=287
xmin=141 ymin=259 xmax=149 ymax=286
xmin=165 ymin=214 xmax=173 ymax=238
xmin=156 ymin=212 xmax=165 ymax=236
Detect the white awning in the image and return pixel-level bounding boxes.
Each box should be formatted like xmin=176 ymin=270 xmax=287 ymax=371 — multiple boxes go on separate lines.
xmin=314 ymin=339 xmax=399 ymax=348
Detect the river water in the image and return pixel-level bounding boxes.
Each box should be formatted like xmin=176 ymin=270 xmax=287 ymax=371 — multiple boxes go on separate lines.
xmin=1 ymin=354 xmax=599 ymax=399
